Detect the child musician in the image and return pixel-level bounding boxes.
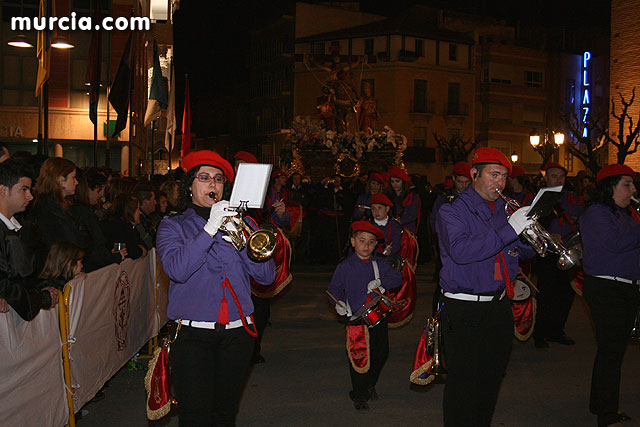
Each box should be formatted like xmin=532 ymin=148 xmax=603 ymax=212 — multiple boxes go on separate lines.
xmin=328 ymin=221 xmax=402 ymax=412
xmin=369 ymin=193 xmax=402 ymax=257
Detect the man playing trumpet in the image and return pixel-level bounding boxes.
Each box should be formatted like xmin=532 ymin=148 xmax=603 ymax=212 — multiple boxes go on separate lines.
xmin=436 ymin=148 xmax=536 ymax=426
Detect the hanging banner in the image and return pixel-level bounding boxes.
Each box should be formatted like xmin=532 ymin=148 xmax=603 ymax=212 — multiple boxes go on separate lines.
xmin=0 ymin=308 xmax=68 ymax=427
xmin=67 ymin=251 xmax=160 ymax=409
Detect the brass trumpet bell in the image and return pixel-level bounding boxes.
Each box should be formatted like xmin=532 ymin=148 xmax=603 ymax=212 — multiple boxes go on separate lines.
xmin=246 ymin=229 xmax=278 ymax=262
xmin=220 ymin=216 xmax=277 ymax=262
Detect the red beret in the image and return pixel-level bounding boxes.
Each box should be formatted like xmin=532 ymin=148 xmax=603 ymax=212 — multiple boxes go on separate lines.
xmin=388 ymin=165 xmax=410 ymax=182
xmin=182 ymin=150 xmax=234 ymax=182
xmin=351 ymin=220 xmax=385 ymax=240
xmin=596 ymin=164 xmax=636 ymax=183
xmin=542 ymin=162 xmax=568 ymax=175
xmin=471 ymin=147 xmax=512 ymax=174
xmin=272 ymin=171 xmax=287 ymax=179
xmin=452 ymin=161 xmax=471 ymax=179
xmin=369 ymin=172 xmax=385 ymax=184
xmin=510 ymin=165 xmax=525 ymax=178
xmin=380 ymin=171 xmax=391 ymax=183
xmin=443 ymin=179 xmax=454 ymax=188
xmin=234 ymin=151 xmax=257 ymax=164
xmin=369 ymin=193 xmax=393 ymax=206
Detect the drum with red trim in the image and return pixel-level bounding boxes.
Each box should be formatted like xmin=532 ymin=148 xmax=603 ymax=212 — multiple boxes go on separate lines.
xmin=350 ymin=295 xmax=392 ymax=328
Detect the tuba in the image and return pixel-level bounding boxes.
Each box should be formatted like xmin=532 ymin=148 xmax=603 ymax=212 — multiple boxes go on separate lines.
xmin=496 ymin=188 xmax=581 ymax=270
xmin=209 ymin=193 xmax=277 ymax=262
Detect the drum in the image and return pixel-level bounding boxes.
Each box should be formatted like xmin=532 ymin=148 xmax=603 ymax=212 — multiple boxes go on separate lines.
xmin=511 ymin=279 xmax=531 ymax=301
xmin=350 ymin=295 xmax=392 ymax=328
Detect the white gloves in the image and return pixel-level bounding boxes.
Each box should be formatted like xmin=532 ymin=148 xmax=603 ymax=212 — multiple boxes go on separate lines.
xmin=204 ymin=200 xmax=236 ymax=236
xmin=508 ymin=206 xmax=534 ymax=236
xmin=367 ymin=279 xmax=385 ymax=294
xmin=335 ymin=301 xmax=352 ymax=316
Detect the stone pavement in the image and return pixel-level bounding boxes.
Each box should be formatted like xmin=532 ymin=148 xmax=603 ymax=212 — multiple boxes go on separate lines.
xmin=79 ymin=262 xmax=640 ymax=427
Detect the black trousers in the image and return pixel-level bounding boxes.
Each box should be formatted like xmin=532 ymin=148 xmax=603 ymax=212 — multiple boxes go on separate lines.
xmin=251 ymin=294 xmax=270 ymax=358
xmin=533 ymin=254 xmax=575 ymax=340
xmin=170 ymin=323 xmax=255 ymax=426
xmin=348 ymin=318 xmax=389 ymax=401
xmin=441 ymin=296 xmax=513 ymax=427
xmin=583 ymin=276 xmax=640 ymax=425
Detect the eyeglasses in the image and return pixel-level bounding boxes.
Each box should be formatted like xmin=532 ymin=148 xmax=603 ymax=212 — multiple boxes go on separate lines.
xmin=196 ymin=173 xmax=228 ymax=183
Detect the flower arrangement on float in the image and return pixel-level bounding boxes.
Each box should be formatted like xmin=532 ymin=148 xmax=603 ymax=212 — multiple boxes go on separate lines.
xmin=281 ymin=116 xmax=407 ymax=178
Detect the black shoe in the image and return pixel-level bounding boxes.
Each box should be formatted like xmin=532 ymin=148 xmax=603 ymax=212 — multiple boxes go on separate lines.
xmin=349 ymin=391 xmax=369 ymax=412
xmin=599 ymin=411 xmax=632 ymax=426
xmin=353 ymin=400 xmax=369 ymax=412
xmin=534 ymin=337 xmax=549 ymax=348
xmin=546 ymin=334 xmax=576 ymax=345
xmin=617 ymin=412 xmax=632 ymax=422
xmin=252 ymin=354 xmax=265 ymax=364
xmin=369 ymin=387 xmax=378 ymax=401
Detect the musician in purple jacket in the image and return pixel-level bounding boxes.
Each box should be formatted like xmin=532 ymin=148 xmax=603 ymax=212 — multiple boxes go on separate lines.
xmin=369 ymin=193 xmax=401 ymax=257
xmin=157 ymin=150 xmax=276 ymax=426
xmin=388 ymin=165 xmax=421 ymax=234
xmin=436 ymin=147 xmax=535 ymax=427
xmin=580 ymin=164 xmax=640 ymax=427
xmin=533 ymin=162 xmax=585 ymax=348
xmin=328 ymin=221 xmax=402 ymax=412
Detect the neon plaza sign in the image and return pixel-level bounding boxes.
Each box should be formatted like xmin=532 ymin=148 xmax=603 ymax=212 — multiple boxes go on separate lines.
xmin=581 ymin=51 xmax=591 ymax=138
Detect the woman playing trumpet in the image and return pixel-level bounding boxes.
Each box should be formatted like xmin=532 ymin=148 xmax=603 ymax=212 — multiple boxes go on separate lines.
xmin=156 ymin=150 xmax=276 ymax=426
xmin=580 ymin=164 xmax=640 ymax=427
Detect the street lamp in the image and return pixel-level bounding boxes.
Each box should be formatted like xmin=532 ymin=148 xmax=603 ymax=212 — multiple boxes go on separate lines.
xmin=529 ymin=127 xmax=565 ymax=164
xmin=51 ymin=36 xmax=74 ymax=49
xmin=7 ymin=34 xmax=34 ymax=48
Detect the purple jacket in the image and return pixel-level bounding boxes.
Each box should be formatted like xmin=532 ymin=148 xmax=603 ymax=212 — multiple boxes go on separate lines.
xmin=373 ymin=218 xmax=402 ymax=256
xmin=265 ymin=187 xmax=290 ymax=228
xmin=328 ymin=252 xmax=402 ymax=311
xmin=156 ymin=208 xmax=276 ymax=322
xmin=353 ymin=193 xmax=372 ymax=221
xmin=580 ymin=204 xmax=640 ymax=281
xmin=545 ymin=190 xmax=584 ymax=238
xmin=437 ymin=186 xmax=535 ymax=294
xmin=430 ymin=190 xmax=460 ymax=233
xmin=392 ymin=191 xmax=421 ymax=234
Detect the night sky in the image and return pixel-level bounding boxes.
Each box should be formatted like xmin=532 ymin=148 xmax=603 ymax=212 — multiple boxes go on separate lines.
xmin=172 ymin=0 xmax=611 ymax=139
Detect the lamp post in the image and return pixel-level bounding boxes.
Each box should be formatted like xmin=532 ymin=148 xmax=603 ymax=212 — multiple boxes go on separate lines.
xmin=529 ymin=127 xmax=564 ymax=165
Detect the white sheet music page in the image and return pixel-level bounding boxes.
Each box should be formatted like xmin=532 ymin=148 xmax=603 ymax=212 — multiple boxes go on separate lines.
xmin=229 ymin=163 xmax=273 ymax=209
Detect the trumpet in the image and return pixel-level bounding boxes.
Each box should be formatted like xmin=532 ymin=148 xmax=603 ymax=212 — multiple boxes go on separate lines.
xmin=496 ymin=188 xmax=580 ymax=270
xmin=356 ymin=204 xmax=371 ymax=210
xmin=208 ymin=192 xmax=277 ymax=262
xmin=630 ymin=196 xmax=640 ymax=213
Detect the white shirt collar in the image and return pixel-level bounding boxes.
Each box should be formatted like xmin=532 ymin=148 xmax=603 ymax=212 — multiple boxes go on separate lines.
xmin=0 ymin=212 xmax=21 ymax=231
xmin=374 ymin=217 xmax=388 ymax=226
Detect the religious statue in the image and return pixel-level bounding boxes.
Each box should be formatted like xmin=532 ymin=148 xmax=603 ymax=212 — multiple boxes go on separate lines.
xmin=356 ymin=81 xmax=379 ymax=133
xmin=304 ymin=45 xmax=365 ymax=133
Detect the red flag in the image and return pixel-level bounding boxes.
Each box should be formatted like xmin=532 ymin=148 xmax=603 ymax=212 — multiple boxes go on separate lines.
xmin=181 ymin=79 xmax=191 ymax=158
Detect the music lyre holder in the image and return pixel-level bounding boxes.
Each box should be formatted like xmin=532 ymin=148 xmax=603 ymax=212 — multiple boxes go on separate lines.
xmin=236 ymin=200 xmax=249 ymax=215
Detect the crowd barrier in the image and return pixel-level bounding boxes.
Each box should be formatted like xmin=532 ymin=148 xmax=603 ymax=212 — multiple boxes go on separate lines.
xmin=0 ymin=249 xmax=168 ymax=427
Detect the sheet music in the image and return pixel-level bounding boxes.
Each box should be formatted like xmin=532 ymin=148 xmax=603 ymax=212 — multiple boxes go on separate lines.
xmin=527 ymin=185 xmax=563 ymax=219
xmin=229 ymin=163 xmax=273 ymax=209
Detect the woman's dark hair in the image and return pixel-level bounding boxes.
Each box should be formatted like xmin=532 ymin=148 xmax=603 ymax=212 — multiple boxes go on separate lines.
xmin=591 ymin=175 xmax=625 ymax=212
xmin=34 ymin=157 xmax=76 ymax=210
xmin=74 ymin=168 xmax=91 ymax=207
xmin=110 ymin=193 xmax=140 ymax=223
xmin=178 ymin=166 xmax=232 ymax=211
